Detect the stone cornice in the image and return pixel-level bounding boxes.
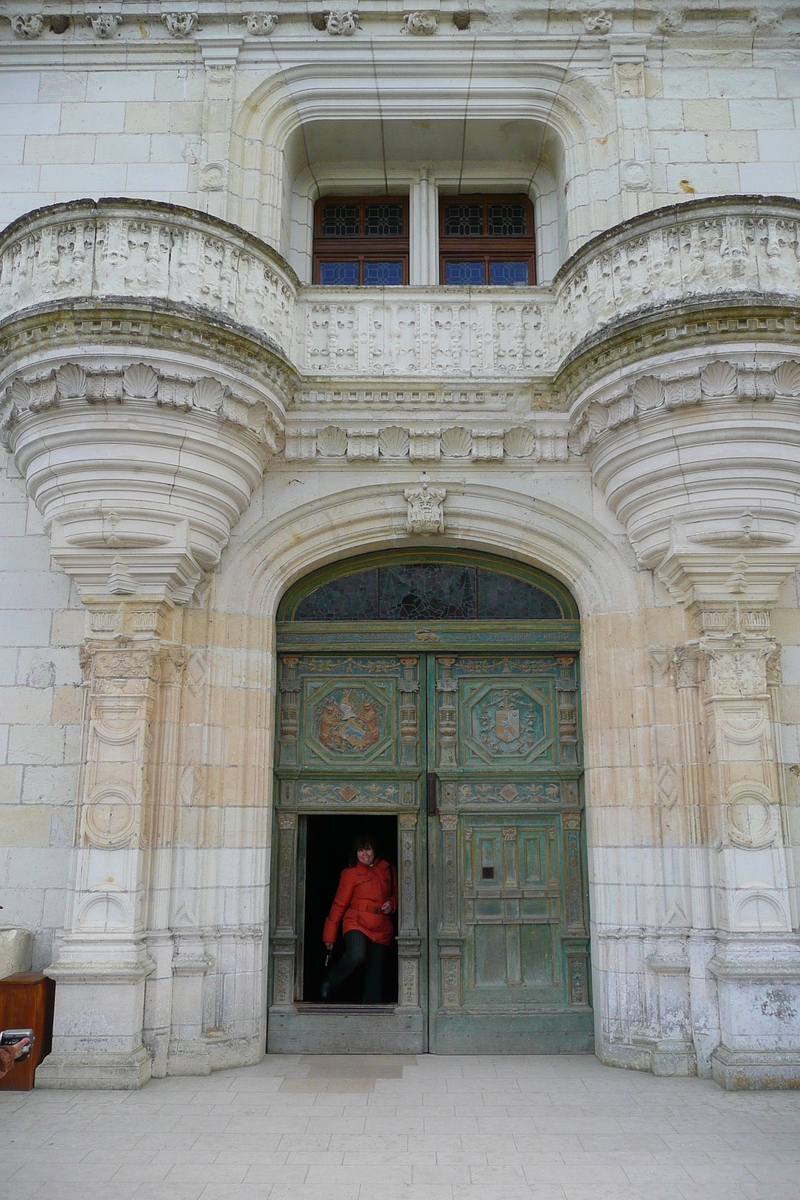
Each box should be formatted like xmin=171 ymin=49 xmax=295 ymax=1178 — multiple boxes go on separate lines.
xmin=0 ymin=2 xmax=794 ymax=48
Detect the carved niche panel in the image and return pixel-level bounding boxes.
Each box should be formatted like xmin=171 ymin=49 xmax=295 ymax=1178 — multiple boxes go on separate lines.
xmin=278 ymin=654 xmax=419 ymax=771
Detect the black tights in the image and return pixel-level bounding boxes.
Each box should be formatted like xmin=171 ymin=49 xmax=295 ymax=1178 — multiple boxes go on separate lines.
xmin=325 ymin=930 xmax=387 ymax=1003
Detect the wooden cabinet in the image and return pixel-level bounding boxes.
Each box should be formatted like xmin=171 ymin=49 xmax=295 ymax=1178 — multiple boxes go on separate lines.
xmin=0 ymin=971 xmax=55 ymax=1090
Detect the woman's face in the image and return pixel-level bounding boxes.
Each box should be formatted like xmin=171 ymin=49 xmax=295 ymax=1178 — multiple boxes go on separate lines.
xmin=356 ymin=846 xmax=375 ymax=866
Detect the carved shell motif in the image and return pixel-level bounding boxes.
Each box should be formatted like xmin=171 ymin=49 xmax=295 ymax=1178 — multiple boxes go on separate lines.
xmin=193 ymin=377 xmax=226 ymax=413
xmin=503 ymin=427 xmax=536 ymax=458
xmin=55 ymin=363 xmax=88 ymax=400
xmin=631 ymin=374 xmax=664 ymax=413
xmin=774 ymin=360 xmax=800 ymax=398
xmin=379 ymin=426 xmax=410 ymax=458
xmin=700 ymin=360 xmax=737 ymax=398
xmin=122 ymin=363 xmax=159 ymax=400
xmin=316 ymin=425 xmax=348 ymax=457
xmin=440 ymin=426 xmax=472 ymax=457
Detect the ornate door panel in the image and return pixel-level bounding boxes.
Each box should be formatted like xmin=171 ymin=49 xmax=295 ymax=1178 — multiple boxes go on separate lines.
xmin=428 ymin=654 xmax=592 ymax=1053
xmin=269 ymin=652 xmax=428 ymax=1054
xmin=269 ymin=636 xmax=591 ymax=1055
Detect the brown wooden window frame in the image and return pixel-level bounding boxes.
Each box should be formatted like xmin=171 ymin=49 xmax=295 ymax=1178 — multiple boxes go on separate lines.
xmin=439 ymin=192 xmax=536 ymax=286
xmin=313 ymin=195 xmax=410 ymax=286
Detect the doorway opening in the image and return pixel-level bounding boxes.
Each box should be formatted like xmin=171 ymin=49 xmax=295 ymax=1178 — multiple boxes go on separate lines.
xmin=302 ymin=814 xmax=399 ymax=1004
xmin=269 ymin=549 xmax=589 ymax=1055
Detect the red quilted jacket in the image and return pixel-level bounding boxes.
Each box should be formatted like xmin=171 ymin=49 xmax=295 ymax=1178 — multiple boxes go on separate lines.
xmin=322 ymin=858 xmax=398 ymax=946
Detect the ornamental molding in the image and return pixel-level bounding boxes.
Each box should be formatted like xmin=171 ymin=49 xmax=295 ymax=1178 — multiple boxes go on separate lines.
xmin=1 ymin=5 xmax=793 ymax=42
xmin=0 ymin=305 xmax=296 ymax=409
xmin=321 ymin=10 xmax=360 ymax=35
xmin=0 ymin=360 xmax=284 ymax=454
xmin=285 ymin=421 xmax=570 ymax=463
xmin=404 ymin=481 xmax=446 ymax=535
xmin=571 ymin=357 xmax=800 ymax=453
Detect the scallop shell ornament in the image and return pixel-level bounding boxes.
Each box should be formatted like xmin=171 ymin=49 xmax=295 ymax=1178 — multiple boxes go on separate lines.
xmin=440 ymin=426 xmax=472 ymax=457
xmin=700 ymin=360 xmax=737 ymax=398
xmin=503 ymin=427 xmax=536 ymax=458
xmin=316 ymin=426 xmax=348 ymax=457
xmin=378 ymin=426 xmax=410 ymax=458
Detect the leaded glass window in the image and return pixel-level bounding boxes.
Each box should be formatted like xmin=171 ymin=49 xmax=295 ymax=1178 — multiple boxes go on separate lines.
xmin=321 ymin=204 xmax=360 ymax=237
xmin=318 ymin=261 xmax=359 ymax=286
xmin=445 ymin=203 xmax=484 ymax=236
xmin=439 ymin=193 xmax=535 ymax=286
xmin=314 ymin=196 xmax=409 ymax=285
xmin=445 ymin=261 xmax=485 ymax=286
xmin=288 ymin=561 xmax=567 ymax=621
xmin=488 ymin=260 xmax=530 ymax=286
xmin=488 ymin=203 xmax=527 ymax=236
xmin=364 ymin=203 xmax=404 ymax=236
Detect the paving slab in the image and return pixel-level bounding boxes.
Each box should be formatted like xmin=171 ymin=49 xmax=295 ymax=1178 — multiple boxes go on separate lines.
xmin=2 ymin=1055 xmax=799 ymax=1200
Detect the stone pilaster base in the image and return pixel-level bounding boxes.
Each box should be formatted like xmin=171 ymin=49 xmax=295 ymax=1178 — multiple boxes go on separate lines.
xmin=36 ymin=1045 xmax=151 ymax=1090
xmin=711 ymin=1045 xmax=800 ymax=1090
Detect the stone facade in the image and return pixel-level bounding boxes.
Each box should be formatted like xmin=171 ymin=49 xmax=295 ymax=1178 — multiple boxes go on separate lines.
xmin=1 ymin=1 xmax=800 ymax=1089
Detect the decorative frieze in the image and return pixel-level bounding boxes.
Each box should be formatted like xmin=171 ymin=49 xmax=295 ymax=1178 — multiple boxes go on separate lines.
xmin=1 ymin=360 xmax=284 ymax=454
xmin=284 ymin=420 xmax=571 ymax=463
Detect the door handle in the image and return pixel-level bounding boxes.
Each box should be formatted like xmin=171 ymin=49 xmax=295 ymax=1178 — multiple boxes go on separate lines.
xmin=426 ymin=773 xmax=437 ymax=816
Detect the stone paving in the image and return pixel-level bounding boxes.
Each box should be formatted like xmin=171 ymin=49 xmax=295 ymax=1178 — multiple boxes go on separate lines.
xmin=1 ymin=1054 xmax=799 ymax=1200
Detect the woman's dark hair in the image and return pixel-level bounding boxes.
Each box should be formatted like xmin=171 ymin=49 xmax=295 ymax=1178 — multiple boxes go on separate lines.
xmin=349 ymin=830 xmax=380 ymax=866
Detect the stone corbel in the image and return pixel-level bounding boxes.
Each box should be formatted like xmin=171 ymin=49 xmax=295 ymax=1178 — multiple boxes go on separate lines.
xmin=3 ymin=359 xmax=284 ymax=605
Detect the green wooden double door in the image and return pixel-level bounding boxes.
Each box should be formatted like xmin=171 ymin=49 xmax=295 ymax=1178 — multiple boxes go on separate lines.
xmin=269 ymin=646 xmax=592 ymax=1055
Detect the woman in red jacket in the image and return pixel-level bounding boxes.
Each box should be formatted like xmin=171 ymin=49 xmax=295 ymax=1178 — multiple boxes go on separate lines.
xmin=321 ymin=831 xmax=397 ymax=1003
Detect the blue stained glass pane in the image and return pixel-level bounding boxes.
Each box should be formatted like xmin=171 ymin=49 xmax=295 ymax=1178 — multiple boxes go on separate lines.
xmin=294 ymin=569 xmax=379 ymax=620
xmin=319 ymin=260 xmax=359 ymax=286
xmin=489 ymin=260 xmax=529 ymax=286
xmin=477 ymin=568 xmax=561 ymax=619
xmin=445 ymin=260 xmax=485 ymax=286
xmin=379 ymin=564 xmax=477 ymax=620
xmin=363 ymin=260 xmax=403 ymax=286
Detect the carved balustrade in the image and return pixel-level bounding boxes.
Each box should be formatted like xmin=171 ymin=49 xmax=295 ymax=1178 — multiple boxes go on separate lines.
xmin=0 ymin=197 xmax=298 ymax=355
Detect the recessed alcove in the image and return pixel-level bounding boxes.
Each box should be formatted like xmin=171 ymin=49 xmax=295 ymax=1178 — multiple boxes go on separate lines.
xmin=283 ymin=117 xmax=567 ymax=285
